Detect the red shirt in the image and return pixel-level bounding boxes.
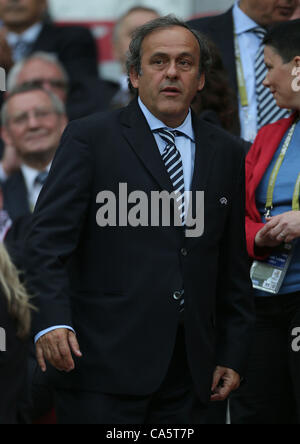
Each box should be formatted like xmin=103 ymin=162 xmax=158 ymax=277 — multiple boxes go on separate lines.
xmin=246 ymin=114 xmax=297 ymax=259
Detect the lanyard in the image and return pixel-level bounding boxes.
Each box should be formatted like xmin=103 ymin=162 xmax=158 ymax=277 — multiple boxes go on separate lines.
xmin=265 ymin=120 xmax=300 ymax=217
xmin=234 ymin=33 xmax=248 ymax=108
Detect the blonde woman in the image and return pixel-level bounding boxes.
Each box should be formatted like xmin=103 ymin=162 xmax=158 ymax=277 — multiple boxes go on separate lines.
xmin=0 ymin=242 xmax=33 ymax=424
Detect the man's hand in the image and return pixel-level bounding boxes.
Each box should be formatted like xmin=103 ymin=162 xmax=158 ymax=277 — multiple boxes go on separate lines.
xmin=211 ymin=366 xmax=240 ymax=402
xmin=1 ymin=145 xmax=21 ymax=177
xmin=36 ymin=328 xmax=82 ymax=373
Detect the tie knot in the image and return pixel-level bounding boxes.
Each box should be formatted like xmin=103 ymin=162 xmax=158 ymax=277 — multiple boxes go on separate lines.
xmin=35 ymin=171 xmax=48 ymax=186
xmin=252 ymin=26 xmax=267 ymax=41
xmin=155 ymin=128 xmax=187 ymax=147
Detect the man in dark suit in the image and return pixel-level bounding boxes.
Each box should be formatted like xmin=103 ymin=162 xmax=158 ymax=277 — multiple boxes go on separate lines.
xmin=188 ymin=0 xmax=297 ymax=141
xmin=0 ymin=0 xmax=99 ymax=113
xmin=1 ymin=84 xmax=67 ymax=222
xmin=25 ymin=16 xmax=255 ymax=424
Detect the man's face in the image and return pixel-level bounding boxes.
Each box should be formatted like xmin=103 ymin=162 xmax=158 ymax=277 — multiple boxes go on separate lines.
xmin=0 ymin=0 xmax=46 ymax=30
xmin=17 ymin=59 xmax=68 ymax=103
xmin=240 ymin=0 xmax=297 ymax=25
xmin=114 ymin=10 xmax=159 ymax=69
xmin=263 ymin=45 xmax=300 ymax=110
xmin=2 ymin=90 xmax=67 ymax=161
xmin=130 ymin=26 xmax=205 ymax=128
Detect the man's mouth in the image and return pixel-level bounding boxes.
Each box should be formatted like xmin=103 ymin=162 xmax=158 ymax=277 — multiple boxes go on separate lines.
xmin=160 ymin=87 xmax=181 ymax=96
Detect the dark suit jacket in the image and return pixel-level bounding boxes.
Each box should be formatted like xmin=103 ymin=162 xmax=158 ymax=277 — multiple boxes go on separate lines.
xmin=189 ymin=9 xmax=241 ymax=135
xmin=30 ymin=22 xmax=104 ymax=120
xmin=189 ymin=9 xmax=237 ymax=93
xmin=0 ymin=293 xmax=29 ymax=424
xmin=24 ymin=100 xmax=255 ymax=405
xmin=2 ymin=170 xmax=30 ymax=222
xmin=31 ymin=22 xmax=99 ymax=81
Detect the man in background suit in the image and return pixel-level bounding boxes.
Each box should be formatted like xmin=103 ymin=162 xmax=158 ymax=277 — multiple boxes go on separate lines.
xmin=25 ymin=16 xmax=255 ymax=424
xmin=1 ymin=84 xmax=67 ymax=222
xmin=0 ymin=0 xmax=99 ymax=115
xmin=109 ymin=6 xmax=160 ymax=109
xmin=189 ymin=0 xmax=297 ymax=141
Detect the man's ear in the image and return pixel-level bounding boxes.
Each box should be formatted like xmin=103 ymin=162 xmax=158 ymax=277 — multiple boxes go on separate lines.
xmin=129 ymin=67 xmax=140 ymax=90
xmin=197 ymin=73 xmax=205 ymax=92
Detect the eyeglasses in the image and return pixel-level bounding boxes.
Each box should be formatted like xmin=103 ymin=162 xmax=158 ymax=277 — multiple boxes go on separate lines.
xmin=8 ymin=108 xmax=58 ymax=127
xmin=22 ymin=79 xmax=68 ymax=91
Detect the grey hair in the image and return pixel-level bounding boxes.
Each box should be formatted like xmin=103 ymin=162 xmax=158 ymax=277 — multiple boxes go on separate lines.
xmin=6 ymin=51 xmax=69 ymax=92
xmin=1 ymin=83 xmax=66 ymax=127
xmin=126 ymin=14 xmax=212 ymax=92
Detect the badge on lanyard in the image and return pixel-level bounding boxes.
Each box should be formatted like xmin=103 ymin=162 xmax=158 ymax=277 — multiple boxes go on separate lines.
xmin=251 ymin=243 xmax=294 ymax=294
xmin=250 ymin=119 xmax=300 ymax=294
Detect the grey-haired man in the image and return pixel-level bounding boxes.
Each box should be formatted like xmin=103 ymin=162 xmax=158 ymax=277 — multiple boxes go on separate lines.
xmin=25 ymin=16 xmax=254 ymax=424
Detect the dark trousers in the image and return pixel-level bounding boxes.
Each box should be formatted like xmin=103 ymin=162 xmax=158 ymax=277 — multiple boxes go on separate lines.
xmin=231 ymin=292 xmax=300 ymax=424
xmin=55 ymin=326 xmax=195 ymax=424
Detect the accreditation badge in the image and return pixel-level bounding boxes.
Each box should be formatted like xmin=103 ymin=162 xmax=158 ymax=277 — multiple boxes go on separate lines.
xmin=250 ymin=243 xmax=294 ymax=294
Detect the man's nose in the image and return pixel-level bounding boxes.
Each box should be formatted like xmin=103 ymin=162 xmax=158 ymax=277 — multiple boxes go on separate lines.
xmin=166 ymin=61 xmax=178 ymax=78
xmin=27 ymin=112 xmax=40 ymax=128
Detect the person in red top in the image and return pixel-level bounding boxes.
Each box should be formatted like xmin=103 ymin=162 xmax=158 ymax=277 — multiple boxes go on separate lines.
xmin=231 ymin=19 xmax=300 ymax=424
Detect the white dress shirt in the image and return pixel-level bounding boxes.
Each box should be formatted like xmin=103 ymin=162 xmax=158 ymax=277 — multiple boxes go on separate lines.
xmin=138 ymin=96 xmax=196 ymax=212
xmin=21 ymin=163 xmax=51 ymax=211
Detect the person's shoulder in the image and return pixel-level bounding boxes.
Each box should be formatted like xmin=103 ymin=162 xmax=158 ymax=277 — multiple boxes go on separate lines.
xmin=197 ymin=118 xmax=246 ymax=157
xmin=188 ymin=8 xmax=233 ymax=31
xmin=66 ymin=107 xmax=125 ymax=137
xmin=41 ymin=22 xmax=94 ymax=41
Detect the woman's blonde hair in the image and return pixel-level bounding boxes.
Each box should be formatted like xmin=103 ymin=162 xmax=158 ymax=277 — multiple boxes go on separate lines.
xmin=0 ymin=243 xmax=34 ymax=339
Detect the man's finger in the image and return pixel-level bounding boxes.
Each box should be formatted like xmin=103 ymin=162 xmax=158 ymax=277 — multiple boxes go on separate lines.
xmin=36 ymin=343 xmax=47 ymax=373
xmin=68 ymin=332 xmax=82 ymax=358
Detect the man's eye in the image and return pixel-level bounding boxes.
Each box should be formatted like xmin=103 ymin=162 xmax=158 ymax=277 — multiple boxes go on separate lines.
xmin=179 ymin=60 xmax=192 ymax=68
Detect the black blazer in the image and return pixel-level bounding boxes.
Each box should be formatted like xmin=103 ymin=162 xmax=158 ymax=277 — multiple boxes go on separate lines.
xmin=25 ymin=100 xmax=255 ymax=405
xmin=189 ymin=9 xmax=237 ymax=93
xmin=30 ymin=22 xmax=103 ymax=120
xmin=2 ymin=170 xmax=30 ymax=222
xmin=31 ymin=22 xmax=99 ymax=80
xmin=0 ymin=293 xmax=28 ymax=424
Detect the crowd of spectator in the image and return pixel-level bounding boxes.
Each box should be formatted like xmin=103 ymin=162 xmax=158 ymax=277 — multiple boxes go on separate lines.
xmin=1 ymin=0 xmax=300 ymax=425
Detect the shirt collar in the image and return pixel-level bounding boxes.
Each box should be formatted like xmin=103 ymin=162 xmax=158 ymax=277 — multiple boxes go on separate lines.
xmin=233 ymin=1 xmax=259 ymax=35
xmin=21 ymin=163 xmax=51 ymax=191
xmin=138 ymin=96 xmax=195 ymax=142
xmin=7 ymin=22 xmax=43 ymax=46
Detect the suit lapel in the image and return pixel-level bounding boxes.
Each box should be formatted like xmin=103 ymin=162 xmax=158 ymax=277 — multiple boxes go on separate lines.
xmin=191 ymin=114 xmax=217 ymax=195
xmin=120 ymin=100 xmax=174 ymax=194
xmin=3 ymin=171 xmax=30 ymax=221
xmin=217 ymin=9 xmax=237 ymax=92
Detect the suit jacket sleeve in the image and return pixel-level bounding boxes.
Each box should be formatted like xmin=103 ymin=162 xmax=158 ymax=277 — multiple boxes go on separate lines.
xmin=24 ymin=120 xmax=93 ymax=336
xmin=216 ymin=149 xmax=255 ymax=376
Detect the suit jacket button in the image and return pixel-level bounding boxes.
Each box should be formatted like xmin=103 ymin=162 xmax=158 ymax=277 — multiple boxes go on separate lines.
xmin=173 ymin=291 xmax=182 ymax=300
xmin=181 ymin=248 xmax=188 ymax=257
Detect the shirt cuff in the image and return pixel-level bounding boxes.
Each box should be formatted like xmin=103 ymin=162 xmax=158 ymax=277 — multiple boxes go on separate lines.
xmin=34 ymin=326 xmax=75 ymax=343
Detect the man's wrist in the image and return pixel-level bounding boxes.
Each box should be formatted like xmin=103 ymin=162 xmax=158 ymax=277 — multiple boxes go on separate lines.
xmin=34 ymin=326 xmax=75 ymax=343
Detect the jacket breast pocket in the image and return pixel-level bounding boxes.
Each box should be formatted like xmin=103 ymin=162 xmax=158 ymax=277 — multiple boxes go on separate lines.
xmin=202 ymin=195 xmax=230 ymax=239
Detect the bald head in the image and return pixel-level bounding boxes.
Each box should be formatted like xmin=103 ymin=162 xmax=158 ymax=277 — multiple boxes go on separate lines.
xmin=113 ymin=7 xmax=160 ymax=70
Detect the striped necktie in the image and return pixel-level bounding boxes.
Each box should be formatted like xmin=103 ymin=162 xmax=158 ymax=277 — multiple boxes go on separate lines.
xmin=254 ymin=27 xmax=290 ymax=129
xmin=12 ymin=38 xmax=30 ymax=62
xmin=34 ymin=171 xmax=48 ymax=187
xmin=155 ymin=129 xmax=186 ymax=226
